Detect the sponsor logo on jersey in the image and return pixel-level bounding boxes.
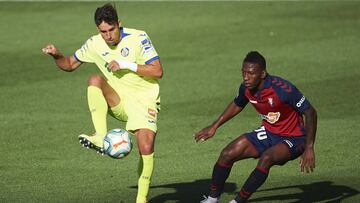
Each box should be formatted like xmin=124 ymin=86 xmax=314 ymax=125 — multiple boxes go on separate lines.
xmin=296 ymin=96 xmax=306 ymax=107
xmin=148 ymin=108 xmax=157 ymax=118
xmin=260 ymin=112 xmax=280 ymax=124
xmin=121 ymin=47 xmax=129 ymax=57
xmin=268 ymin=97 xmax=275 ymax=107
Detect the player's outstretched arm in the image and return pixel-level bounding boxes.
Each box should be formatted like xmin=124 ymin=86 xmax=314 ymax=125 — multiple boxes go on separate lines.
xmin=194 ymin=101 xmax=243 ymax=142
xmin=300 ymin=104 xmax=317 ymax=173
xmin=42 ymin=44 xmax=81 ymax=72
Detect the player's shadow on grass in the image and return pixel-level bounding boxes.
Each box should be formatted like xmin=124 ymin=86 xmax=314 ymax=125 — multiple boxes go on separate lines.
xmin=145 ymin=180 xmax=359 ymax=203
xmin=147 ymin=179 xmax=237 ymax=203
xmin=249 ymin=181 xmax=359 ymax=203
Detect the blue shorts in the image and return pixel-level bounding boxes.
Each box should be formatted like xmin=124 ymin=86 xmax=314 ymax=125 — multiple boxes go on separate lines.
xmin=244 ymin=126 xmax=305 ymax=160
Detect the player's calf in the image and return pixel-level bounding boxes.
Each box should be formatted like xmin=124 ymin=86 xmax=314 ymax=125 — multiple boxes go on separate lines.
xmin=232 ymin=166 xmax=269 ymax=203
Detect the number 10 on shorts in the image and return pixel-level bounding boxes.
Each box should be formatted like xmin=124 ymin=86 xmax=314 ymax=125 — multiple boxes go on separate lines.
xmin=254 ymin=126 xmax=268 ymax=140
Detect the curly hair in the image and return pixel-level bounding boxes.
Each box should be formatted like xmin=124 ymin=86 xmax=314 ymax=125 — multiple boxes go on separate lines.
xmin=243 ymin=51 xmax=266 ymax=70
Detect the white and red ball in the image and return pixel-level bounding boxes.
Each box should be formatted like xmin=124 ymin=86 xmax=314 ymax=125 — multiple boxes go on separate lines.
xmin=103 ymin=129 xmax=133 ymax=159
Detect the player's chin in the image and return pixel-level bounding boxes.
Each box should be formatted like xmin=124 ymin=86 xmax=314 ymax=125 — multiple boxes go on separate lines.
xmin=106 ymin=40 xmax=116 ymax=46
xmin=245 ymin=84 xmax=254 ymax=90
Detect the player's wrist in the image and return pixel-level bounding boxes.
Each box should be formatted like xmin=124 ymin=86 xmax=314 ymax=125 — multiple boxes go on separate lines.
xmin=115 ymin=60 xmax=138 ymax=72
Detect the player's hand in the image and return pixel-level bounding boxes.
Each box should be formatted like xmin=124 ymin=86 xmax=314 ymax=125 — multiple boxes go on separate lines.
xmin=194 ymin=126 xmax=216 ymax=142
xmin=107 ymin=60 xmax=121 ymax=72
xmin=107 ymin=60 xmax=138 ymax=72
xmin=299 ymin=146 xmax=315 ymax=173
xmin=42 ymin=44 xmax=58 ymax=56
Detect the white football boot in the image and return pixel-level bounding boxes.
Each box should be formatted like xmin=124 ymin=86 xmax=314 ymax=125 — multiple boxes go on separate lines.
xmin=200 ymin=195 xmax=220 ymax=203
xmin=78 ymin=133 xmax=105 ymax=155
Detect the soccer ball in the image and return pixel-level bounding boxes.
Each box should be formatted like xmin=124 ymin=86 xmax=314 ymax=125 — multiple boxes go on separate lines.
xmin=103 ymin=129 xmax=133 ymax=159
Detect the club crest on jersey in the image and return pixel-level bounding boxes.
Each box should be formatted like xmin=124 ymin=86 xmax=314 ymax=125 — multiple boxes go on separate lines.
xmin=121 ymin=47 xmax=129 ymax=57
xmin=268 ymin=97 xmax=275 ymax=107
xmin=260 ymin=112 xmax=280 ymax=124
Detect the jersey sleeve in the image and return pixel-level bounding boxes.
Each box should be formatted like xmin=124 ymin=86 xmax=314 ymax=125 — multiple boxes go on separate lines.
xmin=135 ymin=32 xmax=159 ymax=65
xmin=234 ymin=84 xmax=249 ymax=107
xmin=277 ymin=80 xmax=311 ymax=113
xmin=74 ymin=37 xmax=97 ymax=63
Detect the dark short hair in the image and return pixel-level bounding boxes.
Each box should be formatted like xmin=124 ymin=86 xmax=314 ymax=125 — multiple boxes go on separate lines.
xmin=94 ymin=3 xmax=118 ymax=26
xmin=243 ymin=51 xmax=266 ymax=70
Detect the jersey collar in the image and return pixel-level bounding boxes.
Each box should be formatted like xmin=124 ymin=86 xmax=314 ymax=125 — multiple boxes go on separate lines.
xmin=254 ymin=74 xmax=271 ymax=98
xmin=263 ymin=74 xmax=272 ymax=89
xmin=120 ymin=27 xmax=130 ymax=40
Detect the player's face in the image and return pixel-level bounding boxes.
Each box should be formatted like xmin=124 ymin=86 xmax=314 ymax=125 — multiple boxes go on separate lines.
xmin=242 ymin=62 xmax=266 ymax=90
xmin=97 ymin=21 xmax=121 ymax=46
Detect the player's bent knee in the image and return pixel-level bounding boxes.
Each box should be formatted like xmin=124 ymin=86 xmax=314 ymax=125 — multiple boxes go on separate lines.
xmin=258 ymin=154 xmax=274 ymax=168
xmin=219 ymin=148 xmax=236 ymax=164
xmin=87 ymin=74 xmax=105 ymax=87
xmin=138 ymin=143 xmax=154 ymax=155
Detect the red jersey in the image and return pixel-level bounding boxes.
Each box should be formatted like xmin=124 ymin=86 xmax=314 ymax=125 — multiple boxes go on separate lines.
xmin=234 ymin=75 xmax=311 ymax=136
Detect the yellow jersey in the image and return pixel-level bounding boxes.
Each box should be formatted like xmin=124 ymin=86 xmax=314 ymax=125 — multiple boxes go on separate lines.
xmin=74 ymin=27 xmax=160 ymax=102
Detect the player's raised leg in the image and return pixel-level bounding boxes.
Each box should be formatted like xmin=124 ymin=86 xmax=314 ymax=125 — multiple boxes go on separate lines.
xmin=79 ymin=74 xmax=121 ymax=153
xmin=202 ymin=135 xmax=258 ymax=203
xmin=232 ymin=142 xmax=293 ymax=203
xmin=135 ymin=128 xmax=156 ymax=203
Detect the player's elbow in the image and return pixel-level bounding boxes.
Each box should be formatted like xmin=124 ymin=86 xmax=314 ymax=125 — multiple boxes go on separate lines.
xmin=156 ymin=68 xmax=163 ymax=79
xmin=152 ymin=66 xmax=163 ymax=79
xmin=56 ymin=57 xmax=79 ymax=72
xmin=57 ymin=64 xmax=76 ymax=72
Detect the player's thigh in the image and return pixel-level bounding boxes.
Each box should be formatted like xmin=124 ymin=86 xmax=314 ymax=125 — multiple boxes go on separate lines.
xmin=219 ymin=135 xmax=258 ymax=163
xmin=125 ymin=99 xmax=158 ymax=133
xmin=261 ymin=135 xmax=306 ymax=166
xmin=101 ymin=79 xmax=121 ymax=106
xmin=107 ymin=87 xmax=134 ymax=122
xmin=108 ymin=101 xmax=127 ymax=122
xmin=258 ymin=142 xmax=291 ymax=168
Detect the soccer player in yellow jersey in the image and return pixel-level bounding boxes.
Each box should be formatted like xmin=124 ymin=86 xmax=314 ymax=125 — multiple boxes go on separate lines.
xmin=42 ymin=3 xmax=162 ymax=203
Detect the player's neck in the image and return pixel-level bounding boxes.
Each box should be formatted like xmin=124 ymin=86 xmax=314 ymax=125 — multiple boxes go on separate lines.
xmin=250 ymin=80 xmax=265 ymax=94
xmin=257 ymin=80 xmax=265 ymax=90
xmin=109 ymin=36 xmax=121 ymax=49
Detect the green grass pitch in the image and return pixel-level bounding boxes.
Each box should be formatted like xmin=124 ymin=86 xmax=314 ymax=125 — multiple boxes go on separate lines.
xmin=0 ymin=1 xmax=359 ymax=202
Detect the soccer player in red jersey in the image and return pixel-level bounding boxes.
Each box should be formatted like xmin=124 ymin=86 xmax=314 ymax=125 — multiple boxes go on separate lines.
xmin=195 ymin=51 xmax=317 ymax=203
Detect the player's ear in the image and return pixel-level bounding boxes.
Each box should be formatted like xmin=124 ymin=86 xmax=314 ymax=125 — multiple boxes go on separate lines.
xmin=118 ymin=20 xmax=122 ymax=28
xmin=261 ymin=70 xmax=267 ymax=79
